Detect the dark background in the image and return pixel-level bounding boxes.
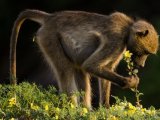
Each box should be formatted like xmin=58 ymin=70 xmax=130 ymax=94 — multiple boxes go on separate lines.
xmin=0 ymin=0 xmax=160 ymax=108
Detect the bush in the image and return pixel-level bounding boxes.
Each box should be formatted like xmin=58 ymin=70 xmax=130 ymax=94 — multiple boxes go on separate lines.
xmin=0 ymin=82 xmax=160 ymax=120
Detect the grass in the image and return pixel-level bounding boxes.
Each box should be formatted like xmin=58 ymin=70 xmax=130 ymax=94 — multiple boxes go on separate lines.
xmin=0 ymin=82 xmax=160 ymax=120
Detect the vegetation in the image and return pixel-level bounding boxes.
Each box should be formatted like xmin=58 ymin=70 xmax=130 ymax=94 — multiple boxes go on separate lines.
xmin=0 ymin=82 xmax=159 ymax=120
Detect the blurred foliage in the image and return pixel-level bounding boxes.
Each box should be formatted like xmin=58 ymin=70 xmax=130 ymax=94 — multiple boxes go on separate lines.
xmin=0 ymin=0 xmax=160 ymax=108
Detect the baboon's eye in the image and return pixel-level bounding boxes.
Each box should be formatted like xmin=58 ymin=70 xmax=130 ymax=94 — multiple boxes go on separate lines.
xmin=136 ymin=30 xmax=149 ymax=37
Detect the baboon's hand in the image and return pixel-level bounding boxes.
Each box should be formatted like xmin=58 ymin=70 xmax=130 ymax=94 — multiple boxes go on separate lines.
xmin=123 ymin=75 xmax=139 ymax=89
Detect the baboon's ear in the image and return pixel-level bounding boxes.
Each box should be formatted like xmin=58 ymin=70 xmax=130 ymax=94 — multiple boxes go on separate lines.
xmin=136 ymin=30 xmax=149 ymax=37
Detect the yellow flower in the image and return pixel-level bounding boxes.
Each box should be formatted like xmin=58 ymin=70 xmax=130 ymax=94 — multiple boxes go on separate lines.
xmin=30 ymin=103 xmax=39 ymax=111
xmin=124 ymin=50 xmax=133 ymax=58
xmin=139 ymin=108 xmax=146 ymax=115
xmin=55 ymin=107 xmax=60 ymax=113
xmin=111 ymin=116 xmax=118 ymax=120
xmin=124 ymin=103 xmax=137 ymax=116
xmin=107 ymin=115 xmax=119 ymax=120
xmin=90 ymin=114 xmax=97 ymax=120
xmin=127 ymin=109 xmax=135 ymax=116
xmin=54 ymin=107 xmax=60 ymax=119
xmin=70 ymin=103 xmax=75 ymax=109
xmin=128 ymin=103 xmax=136 ymax=111
xmin=110 ymin=105 xmax=124 ymax=111
xmin=45 ymin=104 xmax=49 ymax=111
xmin=81 ymin=107 xmax=88 ymax=116
xmin=10 ymin=118 xmax=15 ymax=120
xmin=82 ymin=107 xmax=88 ymax=114
xmin=119 ymin=102 xmax=127 ymax=107
xmin=141 ymin=108 xmax=146 ymax=112
xmin=146 ymin=110 xmax=156 ymax=115
xmin=55 ymin=115 xmax=59 ymax=120
xmin=124 ymin=111 xmax=127 ymax=116
xmin=8 ymin=97 xmax=16 ymax=107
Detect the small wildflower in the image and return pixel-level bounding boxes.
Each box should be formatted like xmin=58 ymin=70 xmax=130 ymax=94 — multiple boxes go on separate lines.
xmin=107 ymin=115 xmax=119 ymax=120
xmin=123 ymin=50 xmax=143 ymax=108
xmin=127 ymin=109 xmax=135 ymax=116
xmin=82 ymin=107 xmax=88 ymax=114
xmin=124 ymin=111 xmax=127 ymax=116
xmin=55 ymin=115 xmax=59 ymax=120
xmin=110 ymin=105 xmax=124 ymax=111
xmin=81 ymin=107 xmax=88 ymax=116
xmin=55 ymin=107 xmax=60 ymax=113
xmin=45 ymin=104 xmax=49 ymax=111
xmin=119 ymin=102 xmax=127 ymax=107
xmin=128 ymin=102 xmax=136 ymax=110
xmin=123 ymin=50 xmax=138 ymax=76
xmin=101 ymin=112 xmax=106 ymax=120
xmin=124 ymin=50 xmax=133 ymax=59
xmin=30 ymin=103 xmax=39 ymax=111
xmin=141 ymin=108 xmax=146 ymax=112
xmin=10 ymin=118 xmax=15 ymax=120
xmin=90 ymin=114 xmax=97 ymax=120
xmin=124 ymin=103 xmax=137 ymax=116
xmin=70 ymin=103 xmax=75 ymax=109
xmin=8 ymin=97 xmax=16 ymax=107
xmin=140 ymin=108 xmax=146 ymax=115
xmin=133 ymin=69 xmax=139 ymax=74
xmin=146 ymin=110 xmax=156 ymax=116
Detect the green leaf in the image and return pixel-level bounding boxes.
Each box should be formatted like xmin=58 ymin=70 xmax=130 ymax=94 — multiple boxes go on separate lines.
xmin=129 ymin=72 xmax=132 ymax=75
xmin=133 ymin=69 xmax=139 ymax=74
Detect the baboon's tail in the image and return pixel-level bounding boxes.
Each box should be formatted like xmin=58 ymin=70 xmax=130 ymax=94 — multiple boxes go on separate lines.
xmin=10 ymin=9 xmax=50 ymax=85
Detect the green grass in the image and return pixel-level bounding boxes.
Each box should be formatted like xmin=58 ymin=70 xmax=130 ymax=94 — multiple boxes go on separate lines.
xmin=0 ymin=82 xmax=160 ymax=120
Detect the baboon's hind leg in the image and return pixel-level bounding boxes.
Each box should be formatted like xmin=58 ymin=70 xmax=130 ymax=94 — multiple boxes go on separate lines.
xmin=76 ymin=70 xmax=92 ymax=109
xmin=37 ymin=34 xmax=79 ymax=106
xmin=57 ymin=67 xmax=79 ymax=106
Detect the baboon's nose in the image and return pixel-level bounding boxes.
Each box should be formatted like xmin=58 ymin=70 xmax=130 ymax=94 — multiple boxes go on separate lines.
xmin=137 ymin=62 xmax=145 ymax=68
xmin=139 ymin=64 xmax=144 ymax=68
xmin=135 ymin=62 xmax=145 ymax=68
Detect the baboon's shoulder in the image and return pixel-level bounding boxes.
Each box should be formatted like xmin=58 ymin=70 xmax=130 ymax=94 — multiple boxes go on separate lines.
xmin=109 ymin=12 xmax=133 ymax=23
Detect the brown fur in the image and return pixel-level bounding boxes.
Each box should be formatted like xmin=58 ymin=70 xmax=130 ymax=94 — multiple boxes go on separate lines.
xmin=10 ymin=10 xmax=159 ymax=109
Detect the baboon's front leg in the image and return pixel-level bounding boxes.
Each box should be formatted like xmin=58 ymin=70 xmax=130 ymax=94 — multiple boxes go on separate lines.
xmin=82 ymin=46 xmax=139 ymax=88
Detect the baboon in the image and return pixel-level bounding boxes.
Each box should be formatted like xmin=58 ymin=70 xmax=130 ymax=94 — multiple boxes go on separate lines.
xmin=10 ymin=10 xmax=159 ymax=109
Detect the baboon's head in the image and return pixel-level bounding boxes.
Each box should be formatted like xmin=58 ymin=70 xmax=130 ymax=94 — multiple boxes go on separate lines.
xmin=128 ymin=20 xmax=159 ymax=67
